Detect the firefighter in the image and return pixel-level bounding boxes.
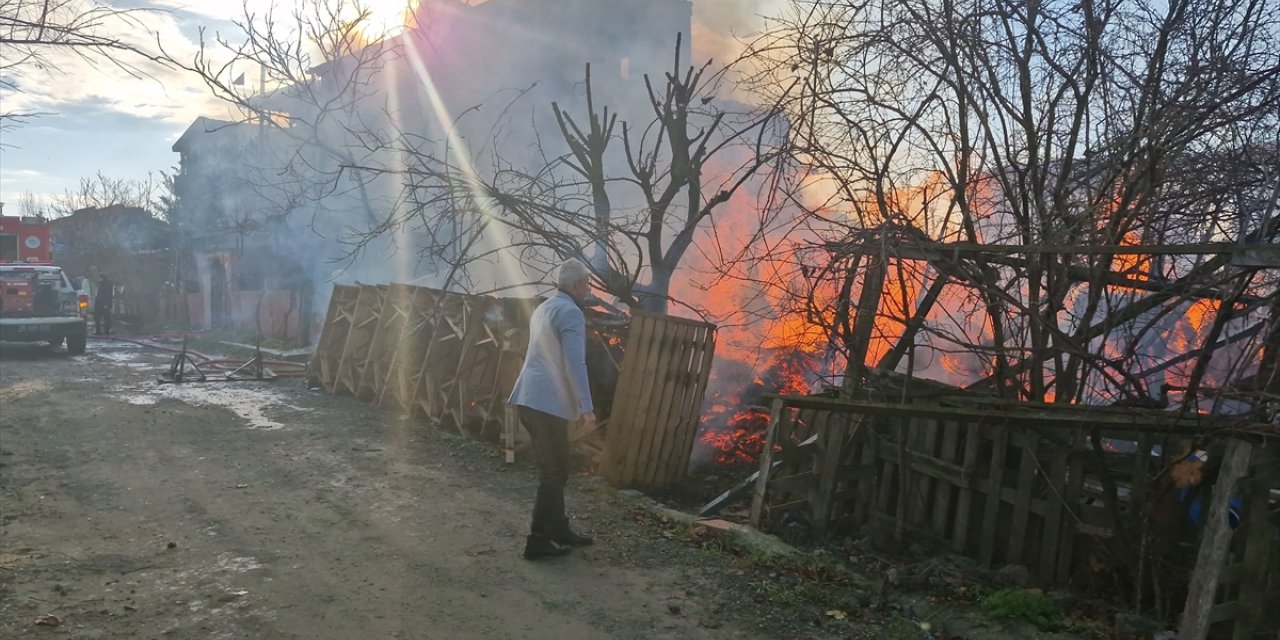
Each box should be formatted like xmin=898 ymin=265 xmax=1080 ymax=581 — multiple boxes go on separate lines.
xmin=94 ymin=272 xmax=114 ymax=336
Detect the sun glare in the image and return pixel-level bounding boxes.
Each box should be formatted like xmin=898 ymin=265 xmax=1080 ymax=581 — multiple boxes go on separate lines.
xmin=354 ymin=0 xmax=419 ymax=41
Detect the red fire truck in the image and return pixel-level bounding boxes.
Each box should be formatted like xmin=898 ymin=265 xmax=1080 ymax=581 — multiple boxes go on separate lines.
xmin=0 ymin=215 xmax=52 ymax=262
xmin=0 ymin=215 xmax=90 ymax=353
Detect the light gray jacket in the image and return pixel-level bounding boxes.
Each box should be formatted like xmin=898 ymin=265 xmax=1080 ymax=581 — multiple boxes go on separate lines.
xmin=507 ymin=290 xmax=594 ymax=421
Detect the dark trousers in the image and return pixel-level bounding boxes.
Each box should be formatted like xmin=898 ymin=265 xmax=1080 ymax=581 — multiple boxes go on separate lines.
xmin=94 ymin=307 xmax=112 ymax=335
xmin=518 ymin=406 xmax=570 ymax=539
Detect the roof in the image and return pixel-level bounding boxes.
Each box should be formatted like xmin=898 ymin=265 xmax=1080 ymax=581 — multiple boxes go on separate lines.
xmin=171 ymin=116 xmax=239 ymax=152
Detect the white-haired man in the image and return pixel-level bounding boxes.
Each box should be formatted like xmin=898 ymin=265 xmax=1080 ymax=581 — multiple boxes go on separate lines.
xmin=508 ymin=257 xmax=597 ymax=559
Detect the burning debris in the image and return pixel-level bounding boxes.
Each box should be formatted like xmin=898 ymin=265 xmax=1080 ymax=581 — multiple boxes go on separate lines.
xmin=697 ymin=349 xmax=822 ymax=468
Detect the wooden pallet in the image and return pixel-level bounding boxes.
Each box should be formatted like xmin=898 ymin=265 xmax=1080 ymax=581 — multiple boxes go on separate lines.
xmin=601 ymin=310 xmax=717 ymax=488
xmin=746 ymin=394 xmax=1279 ymax=638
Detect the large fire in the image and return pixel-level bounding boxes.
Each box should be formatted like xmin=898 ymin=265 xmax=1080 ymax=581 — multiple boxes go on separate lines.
xmin=670 ymin=161 xmax=1268 ymax=471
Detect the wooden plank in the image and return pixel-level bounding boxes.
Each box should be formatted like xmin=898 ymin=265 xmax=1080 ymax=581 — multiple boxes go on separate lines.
xmin=1177 ymin=439 xmax=1254 ymax=640
xmin=902 ymin=417 xmax=925 ymax=527
xmin=1130 ymin=432 xmax=1153 ymax=507
xmin=333 ymin=285 xmax=377 ymax=394
xmin=1006 ymin=430 xmax=1041 ymax=568
xmin=610 ymin=313 xmax=662 ymax=486
xmin=390 ymin=288 xmax=438 ymax=412
xmin=642 ymin=316 xmax=695 ymax=486
xmin=613 ymin=312 xmax=656 ymax=485
xmin=699 ymin=459 xmax=784 ymax=517
xmin=504 ymin=404 xmax=517 ymax=464
xmin=759 ymin=395 xmax=1245 ymax=433
xmin=306 ymin=284 xmax=349 ymax=387
xmin=355 ymin=285 xmax=398 ymax=400
xmin=673 ymin=324 xmax=717 ymax=483
xmin=873 ymin=439 xmax=975 ymax=488
xmin=660 ymin=323 xmax=715 ymax=486
xmin=852 ymin=415 xmax=880 ymax=525
xmin=913 ymin=417 xmax=940 ymax=528
xmin=349 ymin=285 xmax=389 ymax=394
xmin=846 ymin=239 xmax=1280 ymax=258
xmin=620 ymin=314 xmax=672 ymax=486
xmin=599 ymin=313 xmax=639 ymax=479
xmin=845 ymin=256 xmax=886 ymax=381
xmin=811 ymin=411 xmax=852 ymax=537
xmin=750 ymin=397 xmax=787 ymax=529
xmin=951 ymin=422 xmax=982 ymax=554
xmin=370 ymin=284 xmax=416 ymax=399
xmin=979 ymin=424 xmax=1011 ymax=566
xmin=411 ymin=302 xmax=449 ymax=417
xmin=449 ymin=301 xmax=484 ymax=436
xmin=643 ymin=321 xmax=696 ymax=485
xmin=417 ymin=300 xmax=469 ymax=420
xmin=1057 ymin=444 xmax=1088 ymax=579
xmin=876 ymin=421 xmax=899 ymax=519
xmin=645 ymin=320 xmax=687 ymax=486
xmin=602 ymin=313 xmax=650 ymax=484
xmin=930 ymin=421 xmax=959 ymax=539
xmin=1037 ymin=449 xmax=1070 ymax=584
xmin=312 ymin=284 xmax=360 ymax=390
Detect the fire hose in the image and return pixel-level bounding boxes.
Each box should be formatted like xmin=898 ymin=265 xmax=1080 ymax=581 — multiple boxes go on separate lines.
xmin=101 ymin=335 xmax=309 ymax=378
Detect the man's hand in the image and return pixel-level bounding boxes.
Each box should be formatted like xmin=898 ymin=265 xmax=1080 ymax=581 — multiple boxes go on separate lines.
xmin=580 ymin=411 xmax=598 ymax=433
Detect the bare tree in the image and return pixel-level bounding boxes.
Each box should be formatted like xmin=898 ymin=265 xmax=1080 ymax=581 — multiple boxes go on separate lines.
xmin=53 ymin=170 xmax=163 ymax=216
xmin=0 ymin=0 xmax=167 ymax=126
xmin=16 ymin=189 xmax=47 ymax=218
xmin=738 ymin=0 xmax=1280 ymax=405
xmin=167 ymin=1 xmax=789 ymax=313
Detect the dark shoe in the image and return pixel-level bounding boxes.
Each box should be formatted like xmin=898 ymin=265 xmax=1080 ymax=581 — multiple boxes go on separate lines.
xmin=553 ymin=530 xmax=593 ymax=547
xmin=523 ymin=536 xmax=572 ymax=560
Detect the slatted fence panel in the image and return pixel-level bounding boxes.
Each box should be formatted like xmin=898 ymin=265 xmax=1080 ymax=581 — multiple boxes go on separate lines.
xmin=307 ymin=284 xmax=360 ymax=390
xmin=309 ymin=284 xmax=641 ymax=471
xmin=746 ymin=395 xmax=1278 ymax=638
xmin=358 ymin=283 xmax=416 ymax=401
xmin=602 ymin=311 xmax=716 ymax=488
xmin=332 ymin=285 xmax=386 ymax=395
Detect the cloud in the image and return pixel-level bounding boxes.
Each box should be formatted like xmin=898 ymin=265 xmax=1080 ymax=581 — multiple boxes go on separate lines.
xmin=0 ymin=0 xmax=263 ymax=128
xmin=2 ymin=169 xmax=49 ymax=179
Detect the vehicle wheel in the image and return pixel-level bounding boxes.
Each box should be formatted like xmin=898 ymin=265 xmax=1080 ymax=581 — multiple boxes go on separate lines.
xmin=67 ymin=330 xmax=87 ymax=355
xmin=48 ymin=336 xmax=65 ymax=348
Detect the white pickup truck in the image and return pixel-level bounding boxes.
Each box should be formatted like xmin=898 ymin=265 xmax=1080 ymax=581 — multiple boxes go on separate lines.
xmin=0 ymin=264 xmax=90 ymax=354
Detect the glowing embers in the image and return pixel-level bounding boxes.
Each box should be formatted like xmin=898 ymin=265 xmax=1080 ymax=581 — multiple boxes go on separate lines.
xmin=698 ymin=350 xmax=817 ymax=467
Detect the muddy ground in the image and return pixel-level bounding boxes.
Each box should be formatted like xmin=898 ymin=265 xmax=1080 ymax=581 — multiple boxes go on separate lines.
xmin=1 ymin=338 xmax=1125 ymax=640
xmin=1 ymin=338 xmax=865 ymax=640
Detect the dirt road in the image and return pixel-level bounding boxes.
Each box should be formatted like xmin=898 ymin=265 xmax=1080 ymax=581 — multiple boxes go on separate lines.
xmin=0 ymin=340 xmax=777 ymax=639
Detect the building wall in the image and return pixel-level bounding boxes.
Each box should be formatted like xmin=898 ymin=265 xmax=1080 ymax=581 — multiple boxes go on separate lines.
xmin=175 ymin=0 xmax=700 ymax=334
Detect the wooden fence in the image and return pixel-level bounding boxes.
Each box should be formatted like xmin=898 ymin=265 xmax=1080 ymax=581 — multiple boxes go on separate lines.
xmin=308 ymin=284 xmax=716 ymax=486
xmin=309 ymin=284 xmax=558 ymax=448
xmin=602 ymin=310 xmax=717 ymax=488
xmin=749 ymin=395 xmax=1279 ymax=638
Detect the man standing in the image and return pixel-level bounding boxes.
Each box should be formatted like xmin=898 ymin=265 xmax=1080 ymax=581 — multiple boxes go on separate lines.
xmin=94 ymin=272 xmax=114 ymax=336
xmin=508 ymin=258 xmax=597 ymax=560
